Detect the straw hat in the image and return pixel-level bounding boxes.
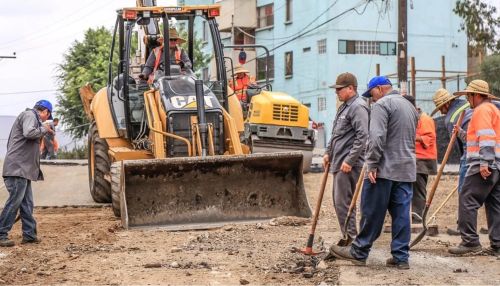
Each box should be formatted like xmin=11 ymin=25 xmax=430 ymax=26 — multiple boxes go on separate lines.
xmin=168 ymin=28 xmax=186 ymax=44
xmin=453 ymin=79 xmax=496 ymax=99
xmin=430 ymin=88 xmax=460 ymax=116
xmin=234 ymin=65 xmax=249 ymax=74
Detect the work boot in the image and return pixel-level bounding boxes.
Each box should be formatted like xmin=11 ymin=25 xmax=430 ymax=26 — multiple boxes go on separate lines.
xmin=483 ymin=246 xmax=500 ymax=257
xmin=479 ymin=227 xmax=489 ymax=234
xmin=336 ymin=235 xmax=353 ymax=247
xmin=448 ymin=244 xmax=482 ymax=255
xmin=329 ymin=245 xmax=366 ymax=266
xmin=386 ymin=257 xmax=410 ymax=270
xmin=0 ymin=239 xmax=14 ymax=247
xmin=21 ymin=237 xmax=41 ymax=244
xmin=446 ymin=228 xmax=460 ymax=236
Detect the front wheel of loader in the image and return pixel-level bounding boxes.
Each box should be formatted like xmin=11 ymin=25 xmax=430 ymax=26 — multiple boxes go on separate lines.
xmin=88 ymin=122 xmax=112 ymax=203
xmin=110 ymin=162 xmax=121 ymax=217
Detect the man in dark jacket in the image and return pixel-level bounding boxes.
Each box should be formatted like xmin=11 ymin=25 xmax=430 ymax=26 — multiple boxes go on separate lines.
xmin=323 ymin=72 xmax=369 ymax=244
xmin=0 ymin=100 xmax=54 ymax=247
xmin=329 ymin=76 xmax=418 ymax=270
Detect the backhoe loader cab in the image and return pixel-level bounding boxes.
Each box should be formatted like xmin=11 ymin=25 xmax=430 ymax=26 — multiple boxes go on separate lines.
xmin=82 ymin=5 xmax=311 ymax=230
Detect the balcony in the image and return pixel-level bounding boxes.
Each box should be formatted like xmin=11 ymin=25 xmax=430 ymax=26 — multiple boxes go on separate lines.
xmin=216 ymin=0 xmax=257 ymax=32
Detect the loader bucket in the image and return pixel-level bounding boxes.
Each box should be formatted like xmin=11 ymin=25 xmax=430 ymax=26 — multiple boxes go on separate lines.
xmin=119 ymin=152 xmax=311 ymax=230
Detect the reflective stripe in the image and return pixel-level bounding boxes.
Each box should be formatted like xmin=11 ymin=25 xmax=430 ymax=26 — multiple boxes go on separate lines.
xmin=467 ymin=141 xmax=479 ymax=147
xmin=479 ymin=140 xmax=497 ymax=147
xmin=477 ymin=129 xmax=496 ymax=136
xmin=450 ymin=102 xmax=470 ymax=123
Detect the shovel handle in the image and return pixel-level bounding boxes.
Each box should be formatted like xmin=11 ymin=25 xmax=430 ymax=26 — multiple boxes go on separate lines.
xmin=425 ymin=112 xmax=465 ymax=207
xmin=342 ymin=165 xmax=366 ymax=234
xmin=426 ymin=185 xmax=458 ymax=225
xmin=309 ymin=162 xmax=331 ymax=235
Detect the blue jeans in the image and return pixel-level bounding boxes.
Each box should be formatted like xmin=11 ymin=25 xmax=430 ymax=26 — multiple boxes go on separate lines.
xmin=351 ymin=178 xmax=412 ymax=263
xmin=458 ymin=158 xmax=467 ymax=193
xmin=0 ymin=177 xmax=37 ymax=240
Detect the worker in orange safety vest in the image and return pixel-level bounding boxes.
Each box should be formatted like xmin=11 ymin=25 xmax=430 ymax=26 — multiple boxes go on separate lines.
xmin=139 ymin=28 xmax=192 ymax=83
xmin=229 ymin=65 xmax=255 ymax=102
xmin=448 ymin=80 xmax=500 ymax=256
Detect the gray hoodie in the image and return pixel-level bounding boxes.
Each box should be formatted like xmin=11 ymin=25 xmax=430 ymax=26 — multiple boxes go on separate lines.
xmin=3 ymin=109 xmax=49 ymax=181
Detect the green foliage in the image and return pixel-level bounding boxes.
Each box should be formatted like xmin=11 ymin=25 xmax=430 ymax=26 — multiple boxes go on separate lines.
xmin=177 ymin=27 xmax=211 ymax=77
xmin=480 ymin=54 xmax=500 ymax=97
xmin=454 ymin=0 xmax=500 ymax=53
xmin=56 ymin=27 xmax=116 ymax=139
xmin=57 ymin=145 xmax=88 ymax=159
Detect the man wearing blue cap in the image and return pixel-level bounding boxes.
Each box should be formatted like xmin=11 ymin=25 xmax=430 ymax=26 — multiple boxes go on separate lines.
xmin=330 ymin=76 xmax=418 ymax=269
xmin=0 ymin=100 xmax=54 ymax=247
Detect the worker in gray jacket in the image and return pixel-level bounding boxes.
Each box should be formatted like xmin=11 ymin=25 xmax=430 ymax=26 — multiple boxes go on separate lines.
xmin=323 ymin=72 xmax=369 ymax=244
xmin=0 ymin=100 xmax=54 ymax=247
xmin=330 ymin=76 xmax=418 ymax=270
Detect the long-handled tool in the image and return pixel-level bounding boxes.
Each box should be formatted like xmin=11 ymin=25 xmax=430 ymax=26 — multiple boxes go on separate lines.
xmin=300 ymin=162 xmax=331 ymax=255
xmin=337 ymin=165 xmax=366 ymax=246
xmin=410 ymin=112 xmax=465 ymax=249
xmin=426 ymin=185 xmax=458 ymax=236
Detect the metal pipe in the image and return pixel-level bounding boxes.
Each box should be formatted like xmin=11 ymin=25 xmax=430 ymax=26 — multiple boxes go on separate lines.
xmin=195 ymin=80 xmax=208 ymax=157
xmin=162 ymin=13 xmax=170 ymax=77
xmin=224 ymin=44 xmax=271 ymax=87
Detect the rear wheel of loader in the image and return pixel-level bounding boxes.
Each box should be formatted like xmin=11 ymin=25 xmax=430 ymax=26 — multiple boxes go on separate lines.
xmin=88 ymin=122 xmax=112 ymax=203
xmin=110 ymin=162 xmax=121 ymax=217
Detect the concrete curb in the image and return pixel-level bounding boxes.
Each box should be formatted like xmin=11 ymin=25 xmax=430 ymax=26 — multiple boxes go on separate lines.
xmin=40 ymin=159 xmax=88 ymax=166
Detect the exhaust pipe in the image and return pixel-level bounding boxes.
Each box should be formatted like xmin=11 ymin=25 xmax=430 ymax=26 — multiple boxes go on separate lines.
xmin=195 ymin=80 xmax=208 ymax=157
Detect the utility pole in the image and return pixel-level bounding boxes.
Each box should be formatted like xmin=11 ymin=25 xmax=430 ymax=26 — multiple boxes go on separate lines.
xmin=397 ymin=0 xmax=408 ymax=94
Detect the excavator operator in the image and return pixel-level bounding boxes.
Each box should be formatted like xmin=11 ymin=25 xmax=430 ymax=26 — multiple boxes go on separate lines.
xmin=139 ymin=28 xmax=192 ymax=83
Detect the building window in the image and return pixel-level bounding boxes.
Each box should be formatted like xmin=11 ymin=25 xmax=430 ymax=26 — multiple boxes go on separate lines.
xmin=317 ymin=39 xmax=327 ymax=54
xmin=339 ymin=40 xmax=396 ymax=55
xmin=234 ymin=28 xmax=255 ymax=45
xmin=285 ymin=51 xmax=293 ymax=78
xmin=257 ymin=4 xmax=274 ymax=28
xmin=318 ymin=97 xmax=327 ymax=111
xmin=202 ymin=21 xmax=208 ymax=42
xmin=379 ymin=41 xmax=397 ymax=55
xmin=303 ymin=47 xmax=311 ymax=52
xmin=285 ymin=0 xmax=293 ymax=22
xmin=256 ymin=55 xmax=274 ymax=81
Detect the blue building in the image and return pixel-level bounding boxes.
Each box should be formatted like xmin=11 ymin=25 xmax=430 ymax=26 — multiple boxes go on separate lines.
xmin=181 ymin=0 xmax=467 ymax=146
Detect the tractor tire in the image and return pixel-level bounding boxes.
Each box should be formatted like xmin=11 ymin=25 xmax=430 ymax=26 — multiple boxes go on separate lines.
xmin=110 ymin=162 xmax=121 ymax=217
xmin=88 ymin=122 xmax=112 ymax=203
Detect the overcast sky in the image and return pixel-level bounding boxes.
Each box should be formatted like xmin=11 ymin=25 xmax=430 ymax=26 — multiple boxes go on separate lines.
xmin=0 ymin=0 xmax=176 ymax=117
xmin=0 ymin=0 xmax=498 ymax=117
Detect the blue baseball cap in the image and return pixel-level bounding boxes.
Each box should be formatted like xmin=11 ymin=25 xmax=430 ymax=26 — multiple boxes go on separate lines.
xmin=34 ymin=100 xmax=53 ymax=120
xmin=361 ymin=76 xmax=392 ymax=98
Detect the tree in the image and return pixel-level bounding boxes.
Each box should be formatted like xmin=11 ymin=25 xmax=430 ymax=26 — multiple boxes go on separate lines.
xmin=453 ymin=0 xmax=500 ymax=53
xmin=177 ymin=27 xmax=211 ymax=77
xmin=56 ymin=27 xmax=116 ymax=138
xmin=480 ymin=53 xmax=500 ymax=96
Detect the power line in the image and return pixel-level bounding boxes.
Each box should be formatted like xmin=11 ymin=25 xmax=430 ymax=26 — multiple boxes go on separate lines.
xmin=0 ymin=89 xmax=58 ymax=95
xmin=244 ymin=0 xmax=372 ymax=65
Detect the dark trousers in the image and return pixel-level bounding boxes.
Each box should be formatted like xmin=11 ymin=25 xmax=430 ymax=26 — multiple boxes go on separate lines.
xmin=458 ymin=170 xmax=500 ymax=248
xmin=0 ymin=177 xmax=37 ymax=240
xmin=351 ymin=178 xmax=412 ymax=262
xmin=332 ymin=167 xmax=362 ymax=238
xmin=411 ymin=173 xmax=428 ymax=222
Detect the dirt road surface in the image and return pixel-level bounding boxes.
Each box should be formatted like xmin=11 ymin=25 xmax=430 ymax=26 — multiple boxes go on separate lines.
xmin=0 ymin=164 xmax=499 ymax=285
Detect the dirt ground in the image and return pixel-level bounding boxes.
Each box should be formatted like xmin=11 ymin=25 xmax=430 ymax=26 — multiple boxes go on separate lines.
xmin=0 ymin=173 xmax=499 ymax=285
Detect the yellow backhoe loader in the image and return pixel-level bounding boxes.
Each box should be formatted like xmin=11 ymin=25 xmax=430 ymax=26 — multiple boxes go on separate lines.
xmin=80 ymin=5 xmax=311 ymax=230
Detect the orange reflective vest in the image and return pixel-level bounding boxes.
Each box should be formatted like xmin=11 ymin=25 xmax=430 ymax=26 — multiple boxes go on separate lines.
xmin=148 ymin=46 xmax=181 ymax=83
xmin=230 ymin=75 xmax=250 ymax=101
xmin=415 ymin=112 xmax=437 ymax=160
xmin=466 ymin=101 xmax=500 ymax=167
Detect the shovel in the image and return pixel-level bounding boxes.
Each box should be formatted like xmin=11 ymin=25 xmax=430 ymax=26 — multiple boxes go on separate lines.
xmin=337 ymin=165 xmax=366 ymax=246
xmin=300 ymin=162 xmax=331 ymax=255
xmin=410 ymin=112 xmax=465 ymax=249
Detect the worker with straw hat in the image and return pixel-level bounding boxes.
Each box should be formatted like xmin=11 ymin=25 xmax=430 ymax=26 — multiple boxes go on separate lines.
xmin=431 ymin=88 xmax=472 ymax=236
xmin=229 ymin=65 xmax=254 ymax=102
xmin=139 ymin=28 xmax=192 ymax=83
xmin=448 ymin=79 xmax=500 ymax=256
